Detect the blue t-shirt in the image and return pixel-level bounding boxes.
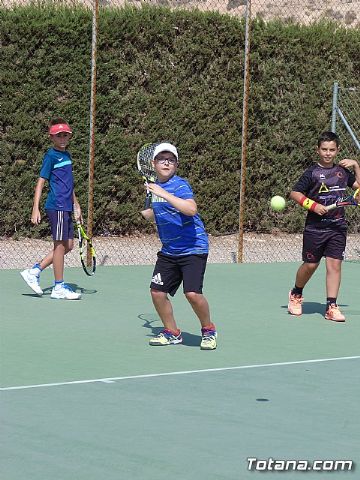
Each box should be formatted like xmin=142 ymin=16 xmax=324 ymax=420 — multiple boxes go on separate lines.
xmin=39 ymin=148 xmax=74 ymax=211
xmin=151 ymin=175 xmax=209 ymax=256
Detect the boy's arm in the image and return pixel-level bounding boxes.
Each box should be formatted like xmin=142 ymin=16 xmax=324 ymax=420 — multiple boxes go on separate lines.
xmin=290 ymin=190 xmax=328 ymax=216
xmin=338 ymin=158 xmax=360 ymax=188
xmin=31 ymin=178 xmax=46 ymax=224
xmin=147 ymin=183 xmax=198 ymax=216
xmin=73 ymin=192 xmax=83 ymax=223
xmin=141 ymin=208 xmax=155 ymax=221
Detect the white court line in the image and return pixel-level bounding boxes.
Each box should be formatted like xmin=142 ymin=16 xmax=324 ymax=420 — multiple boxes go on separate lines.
xmin=1 ymin=355 xmax=359 ymax=392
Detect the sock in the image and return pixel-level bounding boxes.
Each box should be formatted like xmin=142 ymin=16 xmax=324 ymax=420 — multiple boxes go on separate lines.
xmin=292 ymin=285 xmax=303 ymax=296
xmin=327 ymin=298 xmax=337 ymax=308
xmin=54 ymin=280 xmax=64 ymax=290
xmin=202 ymin=322 xmax=216 ymax=331
xmin=30 ymin=263 xmax=42 ymax=276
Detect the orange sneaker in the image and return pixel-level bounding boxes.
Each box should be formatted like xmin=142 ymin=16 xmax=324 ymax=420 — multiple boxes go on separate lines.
xmin=325 ymin=304 xmax=345 ymax=322
xmin=288 ymin=291 xmax=303 ymax=316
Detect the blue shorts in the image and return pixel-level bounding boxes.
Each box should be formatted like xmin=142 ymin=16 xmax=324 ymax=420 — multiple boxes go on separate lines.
xmin=150 ymin=252 xmax=208 ymax=296
xmin=46 ymin=210 xmax=74 ymax=241
xmin=302 ymin=226 xmax=347 ymax=263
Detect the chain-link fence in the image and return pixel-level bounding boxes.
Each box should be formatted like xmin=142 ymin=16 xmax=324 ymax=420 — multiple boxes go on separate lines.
xmin=1 ymin=0 xmax=359 ymax=269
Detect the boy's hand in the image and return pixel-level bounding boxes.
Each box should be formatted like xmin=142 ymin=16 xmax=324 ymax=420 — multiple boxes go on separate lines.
xmin=339 ymin=158 xmax=359 ymax=169
xmin=31 ymin=208 xmax=41 ymax=224
xmin=146 ymin=183 xmax=168 ymax=200
xmin=73 ymin=204 xmax=83 ymax=224
xmin=313 ymin=203 xmax=328 ymax=216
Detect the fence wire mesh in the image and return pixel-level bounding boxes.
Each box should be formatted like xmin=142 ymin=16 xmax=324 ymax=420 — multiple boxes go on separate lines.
xmin=0 ymin=0 xmax=359 ymax=269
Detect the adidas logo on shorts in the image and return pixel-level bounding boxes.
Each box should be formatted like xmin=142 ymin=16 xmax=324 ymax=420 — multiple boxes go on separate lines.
xmin=151 ymin=273 xmax=164 ymax=285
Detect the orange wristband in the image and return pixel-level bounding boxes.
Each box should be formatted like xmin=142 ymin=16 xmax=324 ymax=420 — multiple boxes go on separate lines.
xmin=299 ymin=195 xmax=318 ymax=212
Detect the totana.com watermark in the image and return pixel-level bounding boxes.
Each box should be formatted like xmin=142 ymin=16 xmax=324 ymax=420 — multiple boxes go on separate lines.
xmin=247 ymin=457 xmax=354 ymax=472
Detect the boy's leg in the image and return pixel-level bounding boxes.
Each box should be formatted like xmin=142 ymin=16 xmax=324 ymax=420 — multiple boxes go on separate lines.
xmin=148 ymin=254 xmax=182 ymax=345
xmin=325 ymin=257 xmax=342 ymax=299
xmin=52 ymin=240 xmax=66 ymax=282
xmin=288 ymin=226 xmax=324 ymax=316
xmin=150 ymin=289 xmax=179 ymax=332
xmin=323 ymin=230 xmax=346 ymax=321
xmin=39 ymin=238 xmax=73 ymax=271
xmin=184 ymin=292 xmax=211 ymax=328
xmin=181 ymin=255 xmax=217 ymax=350
xmin=288 ymin=262 xmax=319 ymax=316
xmin=184 ymin=291 xmax=216 ymax=350
xmin=324 ymin=258 xmax=345 ymax=321
xmin=294 ymin=261 xmax=319 ymax=288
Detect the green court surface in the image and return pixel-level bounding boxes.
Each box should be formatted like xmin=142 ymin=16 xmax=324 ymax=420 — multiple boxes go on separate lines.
xmin=1 ymin=262 xmax=359 ymax=479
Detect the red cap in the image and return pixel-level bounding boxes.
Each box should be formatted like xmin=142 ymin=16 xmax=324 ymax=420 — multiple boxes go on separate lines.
xmin=49 ymin=123 xmax=72 ymax=135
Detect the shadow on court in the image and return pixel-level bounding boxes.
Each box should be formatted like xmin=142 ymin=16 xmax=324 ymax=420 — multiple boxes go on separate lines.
xmin=21 ymin=283 xmax=97 ymax=298
xmin=138 ymin=313 xmax=201 ymax=347
xmin=281 ymin=301 xmax=349 ymax=316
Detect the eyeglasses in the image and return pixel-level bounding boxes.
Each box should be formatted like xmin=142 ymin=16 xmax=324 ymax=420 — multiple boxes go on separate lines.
xmin=155 ymin=157 xmax=177 ymax=165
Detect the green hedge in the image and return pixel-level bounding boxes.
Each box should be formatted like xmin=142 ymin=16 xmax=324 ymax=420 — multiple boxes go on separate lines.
xmin=1 ymin=4 xmax=359 ymax=238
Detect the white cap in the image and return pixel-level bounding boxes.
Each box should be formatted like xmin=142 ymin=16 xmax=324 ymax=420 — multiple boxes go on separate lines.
xmin=152 ymin=142 xmax=178 ymax=161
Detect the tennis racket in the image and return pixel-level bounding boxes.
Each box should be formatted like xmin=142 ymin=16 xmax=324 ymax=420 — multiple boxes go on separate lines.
xmin=326 ymin=188 xmax=360 ymax=211
xmin=137 ymin=143 xmax=158 ymax=209
xmin=77 ymin=221 xmax=96 ymax=276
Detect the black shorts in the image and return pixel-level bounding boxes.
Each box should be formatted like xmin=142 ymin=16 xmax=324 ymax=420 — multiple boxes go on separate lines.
xmin=302 ymin=226 xmax=347 ymax=263
xmin=46 ymin=210 xmax=74 ymax=241
xmin=150 ymin=252 xmax=208 ymax=296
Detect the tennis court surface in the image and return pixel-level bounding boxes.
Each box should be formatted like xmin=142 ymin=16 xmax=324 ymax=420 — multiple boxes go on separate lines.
xmin=1 ymin=262 xmax=359 ymax=479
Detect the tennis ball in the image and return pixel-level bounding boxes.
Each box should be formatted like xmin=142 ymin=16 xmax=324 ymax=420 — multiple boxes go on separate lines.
xmin=270 ymin=195 xmax=286 ymax=212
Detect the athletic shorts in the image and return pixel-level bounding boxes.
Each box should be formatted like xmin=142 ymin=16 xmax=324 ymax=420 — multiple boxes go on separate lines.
xmin=150 ymin=252 xmax=208 ymax=296
xmin=302 ymin=226 xmax=347 ymax=263
xmin=46 ymin=210 xmax=74 ymax=241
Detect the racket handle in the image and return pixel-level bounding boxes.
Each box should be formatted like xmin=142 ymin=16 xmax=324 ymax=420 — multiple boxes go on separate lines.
xmin=144 ymin=193 xmax=152 ymax=209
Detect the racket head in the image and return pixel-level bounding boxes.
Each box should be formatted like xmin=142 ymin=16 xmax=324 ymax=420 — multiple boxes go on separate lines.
xmin=77 ymin=222 xmax=96 ymax=276
xmin=327 ymin=188 xmax=360 ymax=210
xmin=353 ymin=187 xmax=360 ymax=205
xmin=137 ymin=143 xmax=158 ymax=209
xmin=136 ymin=143 xmax=158 ymax=183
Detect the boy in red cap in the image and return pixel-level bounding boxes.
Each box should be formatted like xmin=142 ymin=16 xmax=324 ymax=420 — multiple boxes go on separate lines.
xmin=20 ymin=118 xmax=82 ymax=299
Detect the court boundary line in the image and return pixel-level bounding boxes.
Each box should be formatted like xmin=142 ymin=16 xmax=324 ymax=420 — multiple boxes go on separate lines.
xmin=1 ymin=355 xmax=359 ymax=392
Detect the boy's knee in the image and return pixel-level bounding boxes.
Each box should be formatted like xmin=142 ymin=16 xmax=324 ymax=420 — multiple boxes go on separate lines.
xmin=151 ymin=289 xmax=166 ymax=299
xmin=185 ymin=291 xmax=201 ymax=303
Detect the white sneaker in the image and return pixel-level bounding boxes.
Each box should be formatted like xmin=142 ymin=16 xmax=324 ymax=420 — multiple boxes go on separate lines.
xmin=51 ymin=283 xmax=81 ymax=300
xmin=20 ymin=269 xmax=43 ymax=295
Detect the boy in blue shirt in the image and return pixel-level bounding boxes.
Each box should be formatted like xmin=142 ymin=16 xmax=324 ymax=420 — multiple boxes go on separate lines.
xmin=20 ymin=118 xmax=82 ymax=300
xmin=141 ymin=143 xmax=217 ymax=349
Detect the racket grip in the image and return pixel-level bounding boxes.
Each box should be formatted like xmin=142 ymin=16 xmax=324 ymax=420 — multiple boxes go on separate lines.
xmin=144 ymin=194 xmax=152 ymax=209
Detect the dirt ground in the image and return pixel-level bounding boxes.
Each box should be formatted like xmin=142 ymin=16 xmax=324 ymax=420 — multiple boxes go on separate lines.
xmin=1 ymin=0 xmax=359 ymax=27
xmin=1 ymin=233 xmax=359 ymax=269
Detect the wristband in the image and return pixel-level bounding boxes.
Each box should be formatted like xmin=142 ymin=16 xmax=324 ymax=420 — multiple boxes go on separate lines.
xmin=299 ymin=195 xmax=318 ymax=212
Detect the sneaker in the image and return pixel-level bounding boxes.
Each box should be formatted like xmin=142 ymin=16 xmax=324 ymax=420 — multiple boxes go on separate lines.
xmin=200 ymin=325 xmax=217 ymax=350
xmin=51 ymin=283 xmax=81 ymax=300
xmin=20 ymin=269 xmax=43 ymax=295
xmin=149 ymin=329 xmax=182 ymax=346
xmin=325 ymin=304 xmax=345 ymax=322
xmin=288 ymin=291 xmax=303 ymax=316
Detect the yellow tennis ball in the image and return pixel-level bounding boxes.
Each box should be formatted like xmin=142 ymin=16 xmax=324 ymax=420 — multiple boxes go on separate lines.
xmin=270 ymin=195 xmax=286 ymax=212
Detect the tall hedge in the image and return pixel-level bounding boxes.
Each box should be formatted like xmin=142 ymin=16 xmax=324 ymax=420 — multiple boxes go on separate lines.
xmin=0 ymin=4 xmax=359 ymax=238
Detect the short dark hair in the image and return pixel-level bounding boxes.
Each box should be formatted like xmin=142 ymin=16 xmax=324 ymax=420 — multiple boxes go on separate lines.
xmin=318 ymin=131 xmax=340 ymax=147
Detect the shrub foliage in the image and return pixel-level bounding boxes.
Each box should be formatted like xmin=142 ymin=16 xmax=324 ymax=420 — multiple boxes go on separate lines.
xmin=0 ymin=4 xmax=359 ymax=237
